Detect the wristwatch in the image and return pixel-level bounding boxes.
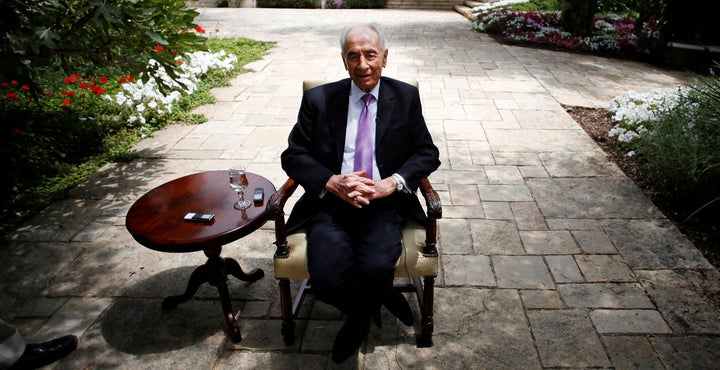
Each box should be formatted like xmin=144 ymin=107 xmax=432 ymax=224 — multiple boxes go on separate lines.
xmin=391 ymin=173 xmax=404 ymax=192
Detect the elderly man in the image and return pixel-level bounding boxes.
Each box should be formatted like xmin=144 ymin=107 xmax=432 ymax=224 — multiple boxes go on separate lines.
xmin=281 ymin=23 xmax=440 ymax=363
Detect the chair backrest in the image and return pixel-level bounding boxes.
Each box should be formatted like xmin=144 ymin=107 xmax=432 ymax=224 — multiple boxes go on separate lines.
xmin=302 ymin=80 xmax=419 ymax=91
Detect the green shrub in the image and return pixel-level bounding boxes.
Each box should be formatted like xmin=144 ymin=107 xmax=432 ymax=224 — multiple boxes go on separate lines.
xmin=509 ymin=0 xmax=564 ymax=11
xmin=0 ymin=38 xmax=272 ymax=234
xmin=635 ymin=72 xmax=720 ymax=208
xmin=597 ymin=0 xmax=635 ymax=14
xmin=1 ymin=0 xmax=208 ymax=93
xmin=257 ymin=0 xmax=319 ymax=8
xmin=345 ymin=0 xmax=386 ymax=8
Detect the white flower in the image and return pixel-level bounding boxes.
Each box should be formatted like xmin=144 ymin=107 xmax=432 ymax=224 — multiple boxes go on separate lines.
xmin=473 ymin=0 xmax=529 ymax=12
xmin=595 ymin=20 xmax=614 ymax=33
xmin=105 ymin=49 xmax=239 ymax=125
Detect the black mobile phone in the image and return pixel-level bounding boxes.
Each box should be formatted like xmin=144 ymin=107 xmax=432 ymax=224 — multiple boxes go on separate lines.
xmin=184 ymin=212 xmax=214 ymax=222
xmin=253 ymin=188 xmax=264 ymax=204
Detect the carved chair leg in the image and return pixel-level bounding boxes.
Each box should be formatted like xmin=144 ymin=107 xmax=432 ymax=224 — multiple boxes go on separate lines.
xmin=279 ymin=279 xmax=295 ymax=345
xmin=417 ymin=276 xmax=435 ymax=348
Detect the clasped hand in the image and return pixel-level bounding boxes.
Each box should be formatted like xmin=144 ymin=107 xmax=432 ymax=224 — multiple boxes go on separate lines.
xmin=325 ymin=170 xmax=396 ymax=208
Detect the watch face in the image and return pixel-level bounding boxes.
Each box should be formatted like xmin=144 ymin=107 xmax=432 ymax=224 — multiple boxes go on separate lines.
xmin=393 ymin=174 xmax=403 ymax=191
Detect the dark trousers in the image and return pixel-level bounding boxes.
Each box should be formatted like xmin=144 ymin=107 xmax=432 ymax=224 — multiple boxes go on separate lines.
xmin=306 ymin=200 xmax=403 ymax=317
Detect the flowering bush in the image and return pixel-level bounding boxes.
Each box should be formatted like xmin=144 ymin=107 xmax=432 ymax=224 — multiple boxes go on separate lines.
xmin=606 ymin=88 xmax=686 ymax=147
xmin=108 ymin=50 xmax=238 ymax=127
xmin=473 ymin=8 xmax=650 ymax=55
xmin=472 ymin=0 xmax=530 ymax=12
xmin=1 ymin=0 xmax=209 ymax=92
xmin=0 ymin=37 xmax=271 ymax=229
xmin=608 ymin=72 xmax=720 ymax=204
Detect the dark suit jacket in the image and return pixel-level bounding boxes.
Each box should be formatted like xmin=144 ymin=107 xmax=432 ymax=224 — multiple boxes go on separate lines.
xmin=281 ymin=77 xmax=440 ymax=233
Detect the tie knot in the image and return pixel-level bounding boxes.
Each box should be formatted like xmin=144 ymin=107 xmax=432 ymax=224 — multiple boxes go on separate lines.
xmin=362 ymin=93 xmax=373 ymax=106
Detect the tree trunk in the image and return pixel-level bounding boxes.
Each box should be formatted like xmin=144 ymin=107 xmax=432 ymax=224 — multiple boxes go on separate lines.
xmin=559 ymin=0 xmax=598 ymax=37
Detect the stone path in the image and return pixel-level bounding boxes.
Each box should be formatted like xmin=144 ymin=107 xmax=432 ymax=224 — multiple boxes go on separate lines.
xmin=2 ymin=8 xmax=719 ymax=369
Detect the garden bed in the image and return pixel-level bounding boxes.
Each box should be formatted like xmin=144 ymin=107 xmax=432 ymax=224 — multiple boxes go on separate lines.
xmin=567 ymin=105 xmax=719 ymax=269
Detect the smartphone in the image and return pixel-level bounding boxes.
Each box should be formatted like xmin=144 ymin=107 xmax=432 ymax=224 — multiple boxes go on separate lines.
xmin=184 ymin=212 xmax=214 ymax=222
xmin=253 ymin=188 xmax=264 ymax=204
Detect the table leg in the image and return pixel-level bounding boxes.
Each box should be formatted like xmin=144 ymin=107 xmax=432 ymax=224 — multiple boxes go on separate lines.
xmin=161 ymin=246 xmax=264 ymax=343
xmin=204 ymin=249 xmax=242 ymax=342
xmin=223 ymin=257 xmax=265 ymax=282
xmin=161 ymin=263 xmax=210 ymax=310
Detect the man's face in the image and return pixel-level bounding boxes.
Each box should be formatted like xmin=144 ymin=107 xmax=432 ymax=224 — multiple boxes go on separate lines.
xmin=342 ymin=27 xmax=388 ymax=93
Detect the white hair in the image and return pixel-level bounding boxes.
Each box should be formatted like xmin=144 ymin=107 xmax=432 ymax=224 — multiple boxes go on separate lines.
xmin=340 ymin=23 xmax=386 ymax=54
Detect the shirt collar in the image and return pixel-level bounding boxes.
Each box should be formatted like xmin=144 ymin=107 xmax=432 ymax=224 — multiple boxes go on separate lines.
xmin=350 ymin=80 xmax=380 ymax=104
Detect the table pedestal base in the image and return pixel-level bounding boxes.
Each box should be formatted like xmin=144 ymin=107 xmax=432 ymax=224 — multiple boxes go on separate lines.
xmin=161 ymin=246 xmax=264 ymax=342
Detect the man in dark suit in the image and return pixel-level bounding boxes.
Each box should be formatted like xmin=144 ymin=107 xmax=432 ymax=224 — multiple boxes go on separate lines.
xmin=280 ymin=23 xmax=440 ymax=363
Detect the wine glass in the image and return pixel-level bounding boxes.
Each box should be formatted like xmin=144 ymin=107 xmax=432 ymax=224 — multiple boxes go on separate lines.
xmin=229 ymin=167 xmax=251 ymax=210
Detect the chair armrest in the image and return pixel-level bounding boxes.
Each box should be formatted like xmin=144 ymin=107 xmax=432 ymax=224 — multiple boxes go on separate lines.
xmin=417 ymin=178 xmax=441 ymax=255
xmin=418 ymin=178 xmax=442 ymax=220
xmin=267 ymin=178 xmax=298 ymax=218
xmin=267 ymin=178 xmax=299 ymax=258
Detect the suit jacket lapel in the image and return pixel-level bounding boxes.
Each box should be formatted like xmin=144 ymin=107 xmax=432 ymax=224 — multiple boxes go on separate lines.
xmin=376 ymin=81 xmax=396 ymax=146
xmin=330 ymin=80 xmax=351 ymax=168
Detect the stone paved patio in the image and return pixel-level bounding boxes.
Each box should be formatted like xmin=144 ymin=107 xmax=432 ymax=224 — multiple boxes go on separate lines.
xmin=2 ymin=8 xmax=719 ymax=369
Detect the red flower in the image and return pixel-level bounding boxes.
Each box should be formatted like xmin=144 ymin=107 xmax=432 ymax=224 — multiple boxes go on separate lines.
xmin=215 ymin=28 xmax=220 ymax=33
xmin=195 ymin=26 xmax=206 ymax=34
xmin=1 ymin=82 xmax=9 ymax=88
xmin=11 ymin=80 xmax=17 ymax=86
xmin=79 ymin=83 xmax=87 ymax=90
xmin=89 ymin=84 xmax=105 ymax=96
xmin=154 ymin=45 xmax=164 ymax=52
xmin=119 ymin=77 xmax=127 ymax=83
xmin=63 ymin=74 xmax=82 ymax=84
xmin=62 ymin=99 xmax=70 ymax=105
xmin=21 ymin=84 xmax=30 ymax=91
xmin=11 ymin=128 xmax=21 ymax=136
xmin=6 ymin=93 xmax=18 ymax=101
xmin=177 ymin=60 xmax=184 ymax=66
xmin=61 ymin=90 xmax=75 ymax=97
xmin=99 ymin=76 xmax=108 ymax=84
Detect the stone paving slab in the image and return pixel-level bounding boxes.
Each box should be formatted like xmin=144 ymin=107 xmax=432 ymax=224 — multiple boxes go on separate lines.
xmin=1 ymin=8 xmax=718 ymax=370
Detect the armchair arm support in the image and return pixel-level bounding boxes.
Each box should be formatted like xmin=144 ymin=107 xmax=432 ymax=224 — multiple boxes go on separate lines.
xmin=268 ymin=178 xmax=298 ymax=258
xmin=417 ymin=178 xmax=441 ymax=256
xmin=418 ymin=178 xmax=441 ymax=220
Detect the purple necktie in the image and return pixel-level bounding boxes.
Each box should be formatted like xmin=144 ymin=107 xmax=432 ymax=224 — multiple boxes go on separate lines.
xmin=354 ymin=93 xmax=374 ymax=179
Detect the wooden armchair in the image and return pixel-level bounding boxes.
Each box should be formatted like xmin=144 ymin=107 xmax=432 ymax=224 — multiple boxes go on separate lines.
xmin=267 ymin=177 xmax=441 ymax=347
